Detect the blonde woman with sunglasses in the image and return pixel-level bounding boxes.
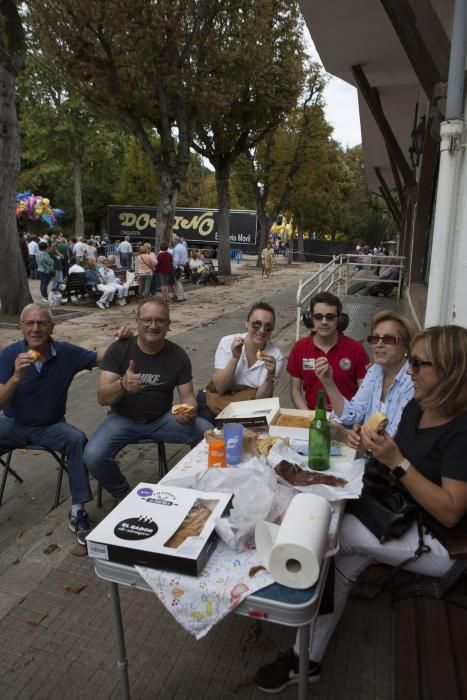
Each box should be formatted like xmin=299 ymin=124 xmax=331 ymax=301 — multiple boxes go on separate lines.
xmin=255 ymin=325 xmax=467 ymax=693
xmin=197 ymin=302 xmax=284 ymax=422
xmin=317 ymin=310 xmax=418 ymax=449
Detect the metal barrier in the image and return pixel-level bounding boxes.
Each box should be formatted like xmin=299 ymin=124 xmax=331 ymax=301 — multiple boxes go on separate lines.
xmin=295 ymin=254 xmax=405 ymax=339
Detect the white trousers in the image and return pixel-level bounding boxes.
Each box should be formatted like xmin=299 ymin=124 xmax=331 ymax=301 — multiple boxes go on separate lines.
xmin=96 ymin=283 xmax=116 ymax=303
xmin=173 ymin=273 xmax=185 ymax=300
xmin=110 ymin=282 xmax=129 ymax=299
xmin=296 ymin=513 xmax=452 ymax=662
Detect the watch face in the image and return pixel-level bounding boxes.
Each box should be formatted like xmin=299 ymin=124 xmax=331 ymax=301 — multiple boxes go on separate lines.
xmin=393 ymin=466 xmax=406 ymax=479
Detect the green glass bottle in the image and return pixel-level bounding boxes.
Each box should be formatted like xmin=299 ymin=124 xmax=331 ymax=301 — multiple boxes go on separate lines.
xmin=308 ymin=389 xmax=330 ymax=471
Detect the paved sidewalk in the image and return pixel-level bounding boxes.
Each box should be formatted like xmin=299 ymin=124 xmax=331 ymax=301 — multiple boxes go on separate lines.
xmin=0 ymin=279 xmax=396 ymax=699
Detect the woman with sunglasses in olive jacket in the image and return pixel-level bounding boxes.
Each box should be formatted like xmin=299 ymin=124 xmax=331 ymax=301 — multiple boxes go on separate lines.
xmin=197 ymin=302 xmax=283 ymax=422
xmin=317 ymin=309 xmax=418 ymax=449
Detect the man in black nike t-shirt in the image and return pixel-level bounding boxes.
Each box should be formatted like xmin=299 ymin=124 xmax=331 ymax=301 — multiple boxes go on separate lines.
xmin=84 ymin=299 xmax=212 ymax=500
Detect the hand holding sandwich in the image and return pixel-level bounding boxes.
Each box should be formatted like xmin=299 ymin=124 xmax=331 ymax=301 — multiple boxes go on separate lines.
xmin=256 ymin=349 xmax=276 ymax=378
xmin=171 ymin=403 xmax=196 ymax=424
xmin=360 ymin=428 xmax=404 ymax=470
xmin=314 ymin=356 xmax=332 ymax=383
xmin=360 ymin=412 xmax=403 ymax=467
xmin=13 ymin=351 xmax=39 ymax=381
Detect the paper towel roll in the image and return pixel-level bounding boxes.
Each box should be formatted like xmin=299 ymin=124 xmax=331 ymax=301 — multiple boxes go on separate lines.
xmin=255 ymin=493 xmax=331 ymax=589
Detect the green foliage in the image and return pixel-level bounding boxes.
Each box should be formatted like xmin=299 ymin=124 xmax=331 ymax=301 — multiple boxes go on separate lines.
xmin=27 ymin=0 xmax=233 ymax=240
xmin=17 ymin=50 xmax=126 ymax=230
xmin=112 ymin=137 xmax=223 ymax=209
xmin=113 ymin=138 xmax=159 ymax=206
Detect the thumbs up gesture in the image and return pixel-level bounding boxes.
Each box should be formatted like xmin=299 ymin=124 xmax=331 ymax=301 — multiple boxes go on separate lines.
xmin=123 ymin=360 xmax=142 ymax=394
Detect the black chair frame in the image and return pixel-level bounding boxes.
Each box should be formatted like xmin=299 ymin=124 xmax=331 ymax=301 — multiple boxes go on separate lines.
xmin=0 ymin=446 xmax=68 ymax=509
xmin=96 ymin=441 xmax=168 ymax=508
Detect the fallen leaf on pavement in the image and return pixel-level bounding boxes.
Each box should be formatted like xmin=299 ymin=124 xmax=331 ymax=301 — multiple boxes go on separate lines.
xmin=43 ymin=544 xmax=60 ymax=555
xmin=63 ymin=584 xmax=86 ymax=594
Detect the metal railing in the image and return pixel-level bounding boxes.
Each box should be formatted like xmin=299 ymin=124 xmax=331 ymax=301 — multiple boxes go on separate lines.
xmin=295 ymin=254 xmax=405 ymax=339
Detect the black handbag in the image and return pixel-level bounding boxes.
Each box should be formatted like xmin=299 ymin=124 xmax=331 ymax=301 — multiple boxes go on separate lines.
xmin=347 ymin=458 xmax=420 ymax=543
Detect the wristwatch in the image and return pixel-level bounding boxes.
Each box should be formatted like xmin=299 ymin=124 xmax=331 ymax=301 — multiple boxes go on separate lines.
xmin=392 ymin=458 xmax=411 ymax=479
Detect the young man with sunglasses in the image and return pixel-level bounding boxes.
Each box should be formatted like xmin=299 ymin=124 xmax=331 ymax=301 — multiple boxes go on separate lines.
xmin=287 ymin=292 xmax=369 ymax=410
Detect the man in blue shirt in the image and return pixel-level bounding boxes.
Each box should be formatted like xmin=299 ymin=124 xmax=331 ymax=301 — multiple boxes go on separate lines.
xmin=0 ymin=303 xmax=124 ymax=545
xmin=172 ymin=235 xmax=188 ymax=302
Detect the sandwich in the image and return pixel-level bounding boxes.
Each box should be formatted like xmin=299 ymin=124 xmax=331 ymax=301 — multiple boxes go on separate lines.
xmin=256 ymin=435 xmax=287 ymax=457
xmin=171 ymin=404 xmax=194 ymax=415
xmin=363 ymin=411 xmax=388 ymax=434
xmin=256 ymin=349 xmax=268 ymax=361
xmin=28 ymin=350 xmax=41 ymax=362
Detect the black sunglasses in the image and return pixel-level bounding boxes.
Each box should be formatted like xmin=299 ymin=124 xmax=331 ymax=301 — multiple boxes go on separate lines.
xmin=367 ymin=334 xmax=401 ymax=345
xmin=405 ymin=353 xmax=433 ymax=373
xmin=251 ymin=320 xmax=275 ymax=332
xmin=312 ymin=313 xmax=338 ymax=322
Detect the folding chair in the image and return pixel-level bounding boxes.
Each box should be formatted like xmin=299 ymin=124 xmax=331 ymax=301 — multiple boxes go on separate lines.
xmin=96 ymin=439 xmax=168 ymax=507
xmin=0 ymin=445 xmax=68 ymax=509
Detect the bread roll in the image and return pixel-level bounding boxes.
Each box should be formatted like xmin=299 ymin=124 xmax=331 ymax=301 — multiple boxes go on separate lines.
xmin=256 ymin=349 xmax=267 ymax=361
xmin=28 ymin=350 xmax=41 ymax=362
xmin=363 ymin=411 xmax=388 ymax=434
xmin=171 ymin=404 xmax=194 ymax=415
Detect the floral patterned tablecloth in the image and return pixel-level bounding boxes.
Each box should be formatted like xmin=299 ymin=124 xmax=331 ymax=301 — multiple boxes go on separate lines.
xmin=136 ymin=540 xmax=274 ymax=639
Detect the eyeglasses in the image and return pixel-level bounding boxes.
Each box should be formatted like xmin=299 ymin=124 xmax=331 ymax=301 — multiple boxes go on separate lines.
xmin=405 ymin=353 xmax=434 ymax=373
xmin=138 ymin=317 xmax=169 ymax=327
xmin=250 ymin=320 xmax=275 ymax=332
xmin=21 ymin=320 xmax=50 ymax=328
xmin=312 ymin=313 xmax=338 ymax=322
xmin=367 ymin=334 xmax=401 ymax=345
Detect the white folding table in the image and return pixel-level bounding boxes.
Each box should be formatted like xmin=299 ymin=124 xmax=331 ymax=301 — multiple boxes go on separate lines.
xmin=93 ymin=441 xmax=343 ymax=700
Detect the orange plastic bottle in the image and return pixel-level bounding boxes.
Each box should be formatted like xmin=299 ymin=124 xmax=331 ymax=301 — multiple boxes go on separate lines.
xmin=208 ymin=439 xmax=226 ymax=468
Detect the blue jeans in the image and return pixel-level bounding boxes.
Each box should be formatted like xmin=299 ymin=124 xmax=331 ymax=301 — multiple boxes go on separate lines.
xmin=119 ymin=253 xmax=132 ymax=269
xmin=84 ymin=411 xmax=213 ymax=499
xmin=0 ymin=417 xmax=92 ymax=505
xmin=39 ymin=271 xmax=52 ymax=298
xmin=52 ymin=270 xmax=64 ymax=291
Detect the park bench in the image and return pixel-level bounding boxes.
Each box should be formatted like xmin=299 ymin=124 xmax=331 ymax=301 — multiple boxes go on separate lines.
xmin=61 ymin=272 xmax=101 ymax=304
xmin=393 ymin=535 xmax=467 ymax=699
xmin=114 ymin=268 xmax=139 ymax=299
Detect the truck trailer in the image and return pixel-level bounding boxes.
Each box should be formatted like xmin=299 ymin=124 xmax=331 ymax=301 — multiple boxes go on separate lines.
xmin=108 ymin=205 xmax=257 ymax=251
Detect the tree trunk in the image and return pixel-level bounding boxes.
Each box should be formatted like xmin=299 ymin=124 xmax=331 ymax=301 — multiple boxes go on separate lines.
xmin=0 ymin=67 xmax=31 ymax=314
xmin=156 ymin=172 xmax=178 ymax=246
xmin=256 ymin=211 xmax=271 ymax=267
xmin=215 ymin=162 xmax=232 ymax=276
xmin=297 ymin=214 xmax=305 ymax=262
xmin=73 ymin=157 xmax=85 ymax=238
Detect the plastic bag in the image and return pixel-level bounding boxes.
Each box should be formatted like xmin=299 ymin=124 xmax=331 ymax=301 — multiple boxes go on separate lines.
xmin=163 ymin=455 xmax=295 ymax=552
xmin=48 ymin=291 xmax=57 ymax=307
xmin=211 ymin=457 xmax=294 ymax=551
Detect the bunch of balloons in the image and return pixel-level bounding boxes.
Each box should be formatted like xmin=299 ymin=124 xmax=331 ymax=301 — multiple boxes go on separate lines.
xmin=16 ymin=191 xmax=64 ymax=227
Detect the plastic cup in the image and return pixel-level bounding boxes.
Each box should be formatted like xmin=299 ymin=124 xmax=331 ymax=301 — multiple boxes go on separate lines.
xmin=223 ymin=423 xmax=244 ymax=466
xmin=208 ymin=439 xmax=226 ymax=468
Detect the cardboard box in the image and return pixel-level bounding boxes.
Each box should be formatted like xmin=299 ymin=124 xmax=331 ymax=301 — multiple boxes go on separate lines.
xmin=269 ymin=408 xmax=315 ymax=442
xmin=86 ymin=483 xmax=232 ymax=575
xmin=215 ymin=397 xmax=280 ymax=429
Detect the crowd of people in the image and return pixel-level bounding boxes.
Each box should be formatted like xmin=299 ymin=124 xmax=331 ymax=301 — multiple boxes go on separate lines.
xmin=3 ymin=258 xmax=467 ymax=693
xmin=19 ymin=230 xmax=219 ymax=309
